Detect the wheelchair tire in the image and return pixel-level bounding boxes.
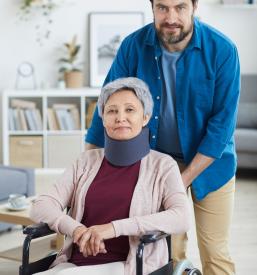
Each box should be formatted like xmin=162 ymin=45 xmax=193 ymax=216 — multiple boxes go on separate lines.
xmin=172 ymin=259 xmax=200 ymax=275
xmin=187 ymin=268 xmax=202 ymax=275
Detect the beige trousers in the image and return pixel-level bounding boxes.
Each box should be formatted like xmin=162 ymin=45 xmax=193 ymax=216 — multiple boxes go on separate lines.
xmin=172 ymin=170 xmax=236 ymax=275
xmin=35 ymin=261 xmax=125 ymax=275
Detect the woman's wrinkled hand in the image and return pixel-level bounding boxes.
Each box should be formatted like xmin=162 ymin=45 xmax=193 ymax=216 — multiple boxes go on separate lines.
xmin=76 ymin=223 xmax=115 ymax=257
xmin=72 ymin=225 xmax=104 ymax=257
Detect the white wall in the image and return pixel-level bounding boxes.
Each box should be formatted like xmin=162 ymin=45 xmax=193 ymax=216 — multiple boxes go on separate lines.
xmin=196 ymin=3 xmax=257 ymax=74
xmin=0 ymin=0 xmax=256 ymax=163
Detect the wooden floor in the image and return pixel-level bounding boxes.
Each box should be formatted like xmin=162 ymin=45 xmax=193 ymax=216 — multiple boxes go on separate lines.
xmin=0 ymin=170 xmax=256 ymax=275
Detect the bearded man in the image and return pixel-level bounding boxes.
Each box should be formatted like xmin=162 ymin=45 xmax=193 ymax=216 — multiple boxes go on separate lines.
xmin=86 ymin=1 xmax=240 ymax=274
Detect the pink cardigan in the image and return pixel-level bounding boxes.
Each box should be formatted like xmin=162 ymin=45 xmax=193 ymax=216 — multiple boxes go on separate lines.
xmin=30 ymin=149 xmax=190 ymax=275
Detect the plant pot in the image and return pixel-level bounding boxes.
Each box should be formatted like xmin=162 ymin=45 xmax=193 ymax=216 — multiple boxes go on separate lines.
xmin=64 ymin=71 xmax=84 ymax=88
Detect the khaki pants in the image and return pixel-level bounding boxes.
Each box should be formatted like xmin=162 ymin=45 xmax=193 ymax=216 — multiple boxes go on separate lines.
xmin=173 ymin=164 xmax=236 ymax=275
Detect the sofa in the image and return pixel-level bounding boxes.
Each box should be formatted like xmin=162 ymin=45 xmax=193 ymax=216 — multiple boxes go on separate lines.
xmin=235 ymin=74 xmax=257 ymax=169
xmin=0 ymin=165 xmax=35 ymax=231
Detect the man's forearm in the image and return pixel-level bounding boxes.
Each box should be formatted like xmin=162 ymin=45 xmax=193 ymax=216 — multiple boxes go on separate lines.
xmin=85 ymin=143 xmax=100 ymax=150
xmin=181 ymin=153 xmax=214 ymax=189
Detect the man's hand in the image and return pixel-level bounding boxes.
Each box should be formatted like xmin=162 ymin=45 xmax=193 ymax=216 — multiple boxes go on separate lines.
xmin=74 ymin=223 xmax=115 ymax=257
xmin=85 ymin=143 xmax=99 ymax=150
xmin=181 ymin=153 xmax=214 ymax=189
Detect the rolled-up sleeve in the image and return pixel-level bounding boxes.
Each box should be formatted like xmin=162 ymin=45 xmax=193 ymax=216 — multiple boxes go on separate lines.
xmin=198 ymin=45 xmax=240 ymax=159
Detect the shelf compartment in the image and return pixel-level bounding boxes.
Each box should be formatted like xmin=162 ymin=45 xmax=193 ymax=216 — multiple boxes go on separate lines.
xmin=47 ymin=135 xmax=82 ymax=168
xmin=9 ymin=136 xmax=43 ymax=168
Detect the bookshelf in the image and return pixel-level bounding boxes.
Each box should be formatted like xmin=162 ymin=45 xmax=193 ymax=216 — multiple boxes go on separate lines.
xmin=2 ymin=88 xmax=100 ymax=171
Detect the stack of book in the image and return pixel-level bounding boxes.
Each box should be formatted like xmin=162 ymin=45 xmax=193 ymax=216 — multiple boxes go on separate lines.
xmin=9 ymin=99 xmax=43 ymax=131
xmin=47 ymin=104 xmax=80 ymax=131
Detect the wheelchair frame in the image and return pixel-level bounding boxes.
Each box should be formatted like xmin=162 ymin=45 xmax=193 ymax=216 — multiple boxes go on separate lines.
xmin=19 ymin=223 xmax=201 ymax=275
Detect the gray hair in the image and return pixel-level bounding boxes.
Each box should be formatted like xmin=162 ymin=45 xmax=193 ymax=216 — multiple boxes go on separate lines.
xmin=97 ymin=77 xmax=154 ymax=118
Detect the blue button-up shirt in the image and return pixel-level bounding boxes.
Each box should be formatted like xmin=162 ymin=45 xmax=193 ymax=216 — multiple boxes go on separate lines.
xmin=86 ymin=18 xmax=240 ymax=200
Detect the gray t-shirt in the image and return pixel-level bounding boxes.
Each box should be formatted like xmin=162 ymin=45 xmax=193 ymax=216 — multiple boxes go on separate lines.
xmin=156 ymin=46 xmax=183 ymax=160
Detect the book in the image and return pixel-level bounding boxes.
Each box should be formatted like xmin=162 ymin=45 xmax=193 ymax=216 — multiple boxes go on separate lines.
xmin=55 ymin=109 xmax=69 ymax=130
xmin=13 ymin=109 xmax=21 ymax=131
xmin=34 ymin=109 xmax=43 ymax=130
xmin=18 ymin=109 xmax=28 ymax=131
xmin=52 ymin=103 xmax=77 ymax=110
xmin=52 ymin=104 xmax=80 ymax=130
xmin=25 ymin=109 xmax=37 ymax=130
xmin=70 ymin=108 xmax=80 ymax=130
xmin=47 ymin=108 xmax=59 ymax=130
xmin=8 ymin=108 xmax=15 ymax=131
xmin=86 ymin=101 xmax=97 ymax=128
xmin=29 ymin=108 xmax=43 ymax=131
xmin=65 ymin=111 xmax=76 ymax=130
xmin=11 ymin=99 xmax=36 ymax=109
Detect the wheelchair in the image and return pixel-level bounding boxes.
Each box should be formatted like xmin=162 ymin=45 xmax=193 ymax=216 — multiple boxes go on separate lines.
xmin=19 ymin=223 xmax=202 ymax=275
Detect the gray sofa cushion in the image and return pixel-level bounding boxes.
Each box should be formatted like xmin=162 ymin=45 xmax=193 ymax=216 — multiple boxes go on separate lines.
xmin=0 ymin=169 xmax=28 ymax=201
xmin=237 ymin=103 xmax=257 ymax=128
xmin=0 ymin=165 xmax=35 ymax=231
xmin=235 ymin=128 xmax=257 ymax=153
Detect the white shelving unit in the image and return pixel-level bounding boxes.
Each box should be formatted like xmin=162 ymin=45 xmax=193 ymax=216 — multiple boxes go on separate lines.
xmin=2 ymin=88 xmax=100 ymax=172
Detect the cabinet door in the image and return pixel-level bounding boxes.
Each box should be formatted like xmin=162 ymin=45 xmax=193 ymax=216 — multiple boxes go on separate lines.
xmin=47 ymin=135 xmax=81 ymax=168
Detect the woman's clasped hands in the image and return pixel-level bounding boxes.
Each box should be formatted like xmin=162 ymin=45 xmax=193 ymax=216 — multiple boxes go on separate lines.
xmin=73 ymin=223 xmax=116 ymax=257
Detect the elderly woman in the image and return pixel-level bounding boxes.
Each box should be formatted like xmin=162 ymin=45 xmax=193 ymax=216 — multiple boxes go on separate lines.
xmin=30 ymin=77 xmax=190 ymax=275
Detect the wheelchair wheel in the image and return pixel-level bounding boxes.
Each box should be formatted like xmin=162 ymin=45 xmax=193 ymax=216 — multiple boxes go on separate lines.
xmin=173 ymin=259 xmax=202 ymax=275
xmin=172 ymin=259 xmax=194 ymax=275
xmin=187 ymin=268 xmax=202 ymax=275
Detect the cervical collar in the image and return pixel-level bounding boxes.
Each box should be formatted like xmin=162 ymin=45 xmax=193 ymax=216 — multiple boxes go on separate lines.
xmin=104 ymin=127 xmax=150 ymax=166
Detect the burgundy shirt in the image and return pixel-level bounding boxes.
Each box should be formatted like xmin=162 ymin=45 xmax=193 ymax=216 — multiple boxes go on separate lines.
xmin=69 ymin=157 xmax=140 ymax=265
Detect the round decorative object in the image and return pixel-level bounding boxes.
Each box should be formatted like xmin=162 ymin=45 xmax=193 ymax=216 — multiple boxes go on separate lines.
xmin=17 ymin=62 xmax=34 ymax=78
xmin=15 ymin=61 xmax=37 ymax=89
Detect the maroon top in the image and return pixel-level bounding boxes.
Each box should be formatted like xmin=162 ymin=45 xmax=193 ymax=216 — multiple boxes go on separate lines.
xmin=69 ymin=157 xmax=140 ymax=265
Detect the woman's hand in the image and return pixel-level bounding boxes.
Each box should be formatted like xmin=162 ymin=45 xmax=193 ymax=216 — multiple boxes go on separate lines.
xmin=77 ymin=223 xmax=115 ymax=257
xmin=73 ymin=225 xmax=105 ymax=257
xmin=73 ymin=225 xmax=87 ymax=244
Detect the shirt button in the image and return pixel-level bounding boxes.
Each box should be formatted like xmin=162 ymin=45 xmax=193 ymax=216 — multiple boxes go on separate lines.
xmin=155 ymin=56 xmax=158 ymax=60
xmin=152 ymin=135 xmax=156 ymax=139
xmin=155 ymin=116 xmax=158 ymax=119
xmin=156 ymin=96 xmax=160 ymax=100
xmin=158 ymin=76 xmax=161 ymax=80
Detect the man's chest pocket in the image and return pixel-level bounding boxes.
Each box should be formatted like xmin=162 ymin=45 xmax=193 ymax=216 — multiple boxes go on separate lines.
xmin=189 ymin=77 xmax=215 ymax=110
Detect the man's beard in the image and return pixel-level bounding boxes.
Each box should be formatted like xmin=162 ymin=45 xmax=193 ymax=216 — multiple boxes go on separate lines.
xmin=155 ymin=16 xmax=194 ymax=45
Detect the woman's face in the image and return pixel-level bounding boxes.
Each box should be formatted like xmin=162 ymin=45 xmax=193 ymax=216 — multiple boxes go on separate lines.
xmin=102 ymin=89 xmax=150 ymax=140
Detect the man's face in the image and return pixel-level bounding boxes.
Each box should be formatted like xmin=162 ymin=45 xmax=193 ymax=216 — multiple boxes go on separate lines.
xmin=152 ymin=0 xmax=196 ymax=47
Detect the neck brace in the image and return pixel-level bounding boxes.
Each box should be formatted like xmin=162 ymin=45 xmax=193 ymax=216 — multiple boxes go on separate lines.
xmin=104 ymin=127 xmax=150 ymax=166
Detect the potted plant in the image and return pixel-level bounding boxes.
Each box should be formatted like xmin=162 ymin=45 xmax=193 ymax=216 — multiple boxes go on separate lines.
xmin=59 ymin=35 xmax=84 ymax=88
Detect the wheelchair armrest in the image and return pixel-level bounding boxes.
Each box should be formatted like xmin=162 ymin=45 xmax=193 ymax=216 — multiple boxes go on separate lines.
xmin=23 ymin=223 xmax=55 ymax=239
xmin=140 ymin=231 xmax=170 ymax=245
xmin=136 ymin=232 xmax=171 ymax=275
xmin=21 ymin=223 xmax=55 ymax=274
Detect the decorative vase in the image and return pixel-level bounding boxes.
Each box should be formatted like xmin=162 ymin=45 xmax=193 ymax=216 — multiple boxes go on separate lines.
xmin=64 ymin=71 xmax=84 ymax=88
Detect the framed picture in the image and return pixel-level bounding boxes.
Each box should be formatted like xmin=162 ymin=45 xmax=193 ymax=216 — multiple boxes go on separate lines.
xmin=89 ymin=12 xmax=144 ymax=87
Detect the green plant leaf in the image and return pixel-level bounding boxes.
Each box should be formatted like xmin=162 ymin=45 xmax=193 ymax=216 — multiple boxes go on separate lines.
xmin=72 ymin=45 xmax=80 ymax=57
xmin=59 ymin=58 xmax=70 ymax=63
